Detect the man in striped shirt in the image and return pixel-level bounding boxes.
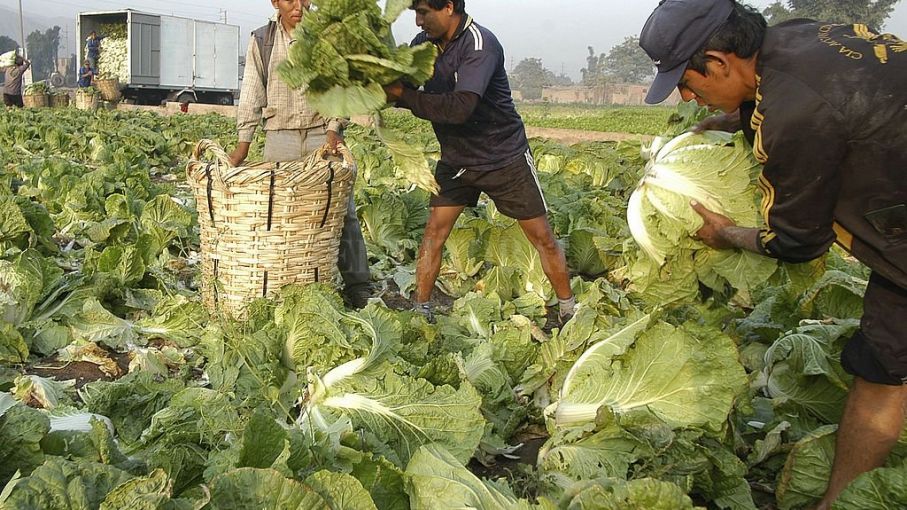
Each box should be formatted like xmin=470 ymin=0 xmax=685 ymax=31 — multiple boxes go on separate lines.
xmin=231 ymin=0 xmax=371 ymax=307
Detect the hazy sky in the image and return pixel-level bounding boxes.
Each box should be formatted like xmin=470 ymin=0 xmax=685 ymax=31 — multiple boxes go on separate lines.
xmin=14 ymin=0 xmax=907 ymax=80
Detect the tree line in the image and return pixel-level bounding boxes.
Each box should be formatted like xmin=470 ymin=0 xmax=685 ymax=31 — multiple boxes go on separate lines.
xmin=508 ymin=0 xmax=901 ymax=100
xmin=1 ymin=26 xmax=61 ymax=82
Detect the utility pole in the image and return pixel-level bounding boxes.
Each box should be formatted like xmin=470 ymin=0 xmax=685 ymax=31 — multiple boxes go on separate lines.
xmin=18 ymin=0 xmax=32 ymax=85
xmin=220 ymin=9 xmax=228 ymax=24
xmin=18 ymin=0 xmax=26 ymax=56
xmin=61 ymin=25 xmax=69 ymax=56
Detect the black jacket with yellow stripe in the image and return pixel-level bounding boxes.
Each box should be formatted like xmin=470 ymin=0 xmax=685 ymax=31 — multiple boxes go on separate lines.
xmin=744 ymin=20 xmax=907 ymax=289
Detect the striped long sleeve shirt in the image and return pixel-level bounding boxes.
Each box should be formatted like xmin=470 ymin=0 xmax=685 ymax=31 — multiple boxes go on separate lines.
xmin=236 ymin=15 xmax=343 ymax=143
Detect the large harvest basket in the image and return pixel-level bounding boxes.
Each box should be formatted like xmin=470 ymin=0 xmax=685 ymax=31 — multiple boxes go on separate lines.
xmin=96 ymin=78 xmax=121 ymax=102
xmin=22 ymin=94 xmax=48 ymax=108
xmin=75 ymin=90 xmax=99 ymax=110
xmin=50 ymin=94 xmax=70 ymax=108
xmin=186 ymin=139 xmax=355 ymax=318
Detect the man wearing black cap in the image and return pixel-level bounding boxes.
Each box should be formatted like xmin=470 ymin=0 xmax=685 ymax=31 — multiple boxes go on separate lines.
xmin=639 ymin=0 xmax=907 ymax=507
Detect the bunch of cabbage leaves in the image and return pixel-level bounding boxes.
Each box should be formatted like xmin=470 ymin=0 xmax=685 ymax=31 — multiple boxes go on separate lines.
xmin=278 ymin=0 xmax=439 ymax=193
xmin=278 ymin=0 xmax=436 ymax=118
xmin=626 ymin=131 xmax=778 ymax=303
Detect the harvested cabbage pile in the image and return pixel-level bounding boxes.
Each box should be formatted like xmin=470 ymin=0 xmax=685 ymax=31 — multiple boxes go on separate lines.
xmin=278 ymin=0 xmax=437 ymax=118
xmin=0 ymin=50 xmax=17 ymax=68
xmin=23 ymin=82 xmax=49 ymax=95
xmin=96 ymin=23 xmax=128 ymax=82
xmin=626 ymin=131 xmax=778 ymax=303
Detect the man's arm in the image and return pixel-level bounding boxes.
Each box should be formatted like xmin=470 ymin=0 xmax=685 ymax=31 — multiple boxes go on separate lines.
xmin=693 ymin=76 xmax=846 ymax=262
xmin=692 ymin=110 xmax=742 ymax=134
xmin=9 ymin=62 xmax=26 ymax=80
xmin=386 ymin=27 xmax=494 ymax=125
xmin=749 ymin=80 xmax=845 ymax=263
xmin=232 ymin=37 xmax=268 ymax=166
xmin=692 ymin=201 xmax=761 ymax=252
xmin=388 ymin=85 xmax=480 ymax=125
xmin=325 ymin=118 xmax=348 ymax=152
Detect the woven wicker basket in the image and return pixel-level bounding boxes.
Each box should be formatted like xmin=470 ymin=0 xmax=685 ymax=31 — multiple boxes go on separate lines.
xmin=50 ymin=94 xmax=70 ymax=108
xmin=22 ymin=94 xmax=48 ymax=108
xmin=96 ymin=78 xmax=121 ymax=102
xmin=186 ymin=139 xmax=355 ymax=318
xmin=75 ymin=90 xmax=99 ymax=110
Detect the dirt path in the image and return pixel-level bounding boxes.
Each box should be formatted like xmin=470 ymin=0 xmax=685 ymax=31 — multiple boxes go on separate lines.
xmin=114 ymin=106 xmax=652 ymax=146
xmin=524 ymin=126 xmax=654 ymax=145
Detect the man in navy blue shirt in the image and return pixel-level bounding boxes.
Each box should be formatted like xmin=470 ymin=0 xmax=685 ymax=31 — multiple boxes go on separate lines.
xmin=85 ymin=31 xmax=103 ymax=71
xmin=385 ymin=0 xmax=576 ymax=323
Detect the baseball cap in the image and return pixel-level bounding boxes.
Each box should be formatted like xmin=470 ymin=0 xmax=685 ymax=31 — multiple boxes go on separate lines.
xmin=640 ymin=0 xmax=735 ymax=104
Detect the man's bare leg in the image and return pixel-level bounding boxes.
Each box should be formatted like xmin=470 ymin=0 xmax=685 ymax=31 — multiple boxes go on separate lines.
xmin=517 ymin=215 xmax=572 ymax=300
xmin=413 ymin=205 xmax=466 ymax=305
xmin=815 ymin=377 xmax=907 ymax=509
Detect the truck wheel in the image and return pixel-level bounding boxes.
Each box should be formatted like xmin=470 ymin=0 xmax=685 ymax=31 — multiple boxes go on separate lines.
xmin=50 ymin=73 xmax=65 ymax=87
xmin=177 ymin=92 xmax=196 ymax=104
xmin=216 ymin=93 xmax=234 ymax=105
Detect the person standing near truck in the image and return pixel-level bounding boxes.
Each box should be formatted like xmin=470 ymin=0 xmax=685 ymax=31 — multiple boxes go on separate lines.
xmin=639 ymin=0 xmax=907 ymax=507
xmin=85 ymin=31 xmax=102 ymax=71
xmin=3 ymin=55 xmax=30 ymax=108
xmin=230 ymin=0 xmax=372 ymax=308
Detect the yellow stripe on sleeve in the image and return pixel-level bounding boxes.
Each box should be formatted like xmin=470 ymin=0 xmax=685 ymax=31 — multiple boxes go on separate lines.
xmin=833 ymin=222 xmax=854 ymax=252
xmin=757 ymin=173 xmax=776 ymax=226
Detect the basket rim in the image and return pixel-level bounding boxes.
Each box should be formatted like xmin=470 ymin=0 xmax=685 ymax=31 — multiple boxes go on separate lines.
xmin=185 ymin=139 xmax=357 ymax=188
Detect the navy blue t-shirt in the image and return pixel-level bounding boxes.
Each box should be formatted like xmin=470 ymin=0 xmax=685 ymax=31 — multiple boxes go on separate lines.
xmin=411 ymin=16 xmax=529 ymax=172
xmin=86 ymin=37 xmax=102 ymax=58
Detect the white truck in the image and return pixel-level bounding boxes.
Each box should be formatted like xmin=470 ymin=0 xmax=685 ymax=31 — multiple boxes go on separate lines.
xmin=78 ymin=10 xmax=240 ymax=105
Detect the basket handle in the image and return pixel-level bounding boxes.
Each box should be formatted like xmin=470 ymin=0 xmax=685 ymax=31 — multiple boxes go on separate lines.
xmin=193 ymin=139 xmax=234 ymax=168
xmin=318 ymin=142 xmax=355 ymax=168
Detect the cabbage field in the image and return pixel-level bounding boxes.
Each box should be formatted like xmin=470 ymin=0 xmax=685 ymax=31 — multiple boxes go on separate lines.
xmin=518 ymin=104 xmax=674 ymax=135
xmin=0 ymin=106 xmax=903 ymax=509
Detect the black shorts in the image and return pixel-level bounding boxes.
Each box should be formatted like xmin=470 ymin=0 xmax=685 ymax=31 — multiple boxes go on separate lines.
xmin=3 ymin=94 xmax=23 ymax=108
xmin=430 ymin=150 xmax=548 ymax=220
xmin=841 ymin=272 xmax=907 ymax=385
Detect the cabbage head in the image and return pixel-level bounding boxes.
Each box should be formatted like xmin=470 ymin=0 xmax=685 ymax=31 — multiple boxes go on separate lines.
xmin=626 ymin=131 xmax=777 ymax=303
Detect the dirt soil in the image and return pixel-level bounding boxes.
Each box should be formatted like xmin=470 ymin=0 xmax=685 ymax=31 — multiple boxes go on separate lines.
xmin=379 ymin=279 xmax=456 ymax=313
xmin=26 ymin=350 xmax=131 ymax=391
xmin=524 ymin=126 xmax=654 ymax=145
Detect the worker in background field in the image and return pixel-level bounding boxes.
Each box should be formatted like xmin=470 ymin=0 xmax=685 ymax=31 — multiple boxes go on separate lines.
xmin=3 ymin=55 xmax=31 ymax=108
xmin=384 ymin=0 xmax=577 ymax=324
xmin=85 ymin=31 xmax=103 ymax=71
xmin=230 ymin=0 xmax=372 ymax=308
xmin=639 ymin=0 xmax=907 ymax=507
xmin=78 ymin=59 xmax=95 ymax=88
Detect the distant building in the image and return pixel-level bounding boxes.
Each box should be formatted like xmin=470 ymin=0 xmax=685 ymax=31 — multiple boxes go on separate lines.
xmin=538 ymin=84 xmax=681 ymax=106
